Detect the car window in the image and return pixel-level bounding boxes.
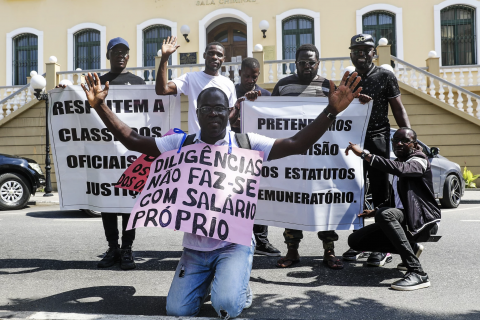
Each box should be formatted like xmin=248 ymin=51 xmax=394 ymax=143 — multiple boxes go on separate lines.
xmin=418 ymin=140 xmax=431 ymax=157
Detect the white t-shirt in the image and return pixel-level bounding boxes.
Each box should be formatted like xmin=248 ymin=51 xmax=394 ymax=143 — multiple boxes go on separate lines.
xmin=155 ymin=130 xmax=276 ymax=251
xmin=172 ymin=71 xmax=237 ymax=133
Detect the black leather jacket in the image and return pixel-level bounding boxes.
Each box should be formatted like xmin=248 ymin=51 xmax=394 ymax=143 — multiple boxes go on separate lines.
xmin=370 ymin=150 xmax=441 ymax=237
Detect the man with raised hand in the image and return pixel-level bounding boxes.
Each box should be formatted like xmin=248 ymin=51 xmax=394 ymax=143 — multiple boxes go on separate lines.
xmin=230 ymin=57 xmax=280 ymax=257
xmin=341 ymin=34 xmax=411 ymax=267
xmin=81 ymin=69 xmax=363 ymax=318
xmin=346 ymin=128 xmax=440 ymax=291
xmin=155 ymin=36 xmax=236 ymax=133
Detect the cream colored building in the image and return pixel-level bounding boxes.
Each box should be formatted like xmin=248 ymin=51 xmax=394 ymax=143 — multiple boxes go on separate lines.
xmin=2 ymin=0 xmax=480 ymax=86
xmin=2 ymin=0 xmax=480 ymax=193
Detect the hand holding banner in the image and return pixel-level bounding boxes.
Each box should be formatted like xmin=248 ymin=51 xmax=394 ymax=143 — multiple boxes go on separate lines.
xmin=127 ymin=143 xmax=264 ymax=246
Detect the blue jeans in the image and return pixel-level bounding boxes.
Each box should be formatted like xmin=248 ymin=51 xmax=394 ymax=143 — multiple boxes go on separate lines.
xmin=166 ymin=241 xmax=254 ymax=318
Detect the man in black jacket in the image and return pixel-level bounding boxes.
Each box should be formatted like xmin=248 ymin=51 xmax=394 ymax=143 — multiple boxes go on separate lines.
xmin=346 ymin=128 xmax=441 ymax=291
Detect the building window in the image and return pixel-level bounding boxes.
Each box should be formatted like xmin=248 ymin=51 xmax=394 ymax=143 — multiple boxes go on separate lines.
xmin=282 ymin=15 xmax=314 ymax=73
xmin=13 ymin=33 xmax=38 ymax=85
xmin=143 ymin=25 xmax=171 ymax=80
xmin=362 ymin=11 xmax=396 ymax=56
xmin=282 ymin=16 xmax=314 ymax=59
xmin=74 ymin=29 xmax=101 ymax=70
xmin=441 ymin=5 xmax=476 ymax=66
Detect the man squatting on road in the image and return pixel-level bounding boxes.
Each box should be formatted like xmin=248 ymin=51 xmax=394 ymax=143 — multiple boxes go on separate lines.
xmin=97 ymin=37 xmax=146 ymax=270
xmin=346 ymin=127 xmax=441 ymax=291
xmin=80 ymin=69 xmax=364 ymax=318
xmin=342 ymin=34 xmax=411 ymax=267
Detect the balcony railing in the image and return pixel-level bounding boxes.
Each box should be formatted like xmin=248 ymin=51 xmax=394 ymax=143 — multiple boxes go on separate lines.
xmin=440 ymin=65 xmax=480 ymax=87
xmin=393 ymin=56 xmax=480 ymax=119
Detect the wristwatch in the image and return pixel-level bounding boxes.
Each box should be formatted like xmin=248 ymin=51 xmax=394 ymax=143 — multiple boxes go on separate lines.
xmin=361 ymin=149 xmax=370 ymax=160
xmin=322 ymin=108 xmax=337 ymax=120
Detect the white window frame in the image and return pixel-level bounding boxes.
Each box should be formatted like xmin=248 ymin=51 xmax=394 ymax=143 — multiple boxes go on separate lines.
xmin=199 ymin=8 xmax=253 ymax=64
xmin=67 ymin=23 xmax=106 ymax=71
xmin=137 ymin=19 xmax=178 ymax=67
xmin=6 ymin=27 xmax=44 ymax=86
xmin=434 ymin=0 xmax=480 ymax=66
xmin=276 ymin=9 xmax=321 ymax=60
xmin=356 ymin=4 xmax=404 ymax=60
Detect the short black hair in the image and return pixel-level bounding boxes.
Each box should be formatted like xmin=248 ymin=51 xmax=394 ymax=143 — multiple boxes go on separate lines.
xmin=241 ymin=57 xmax=260 ymax=70
xmin=197 ymin=87 xmax=229 ymax=108
xmin=205 ymin=42 xmax=225 ymax=53
xmin=296 ymin=44 xmax=319 ymax=61
xmin=397 ymin=127 xmax=417 ymax=141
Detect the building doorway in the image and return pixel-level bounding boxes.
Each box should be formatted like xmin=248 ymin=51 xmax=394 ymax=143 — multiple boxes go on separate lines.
xmin=207 ymin=21 xmax=247 ymax=62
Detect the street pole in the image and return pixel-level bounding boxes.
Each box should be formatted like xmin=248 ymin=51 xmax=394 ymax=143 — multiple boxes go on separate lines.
xmin=43 ymin=96 xmax=53 ymax=196
xmin=34 ymin=90 xmax=53 ymax=197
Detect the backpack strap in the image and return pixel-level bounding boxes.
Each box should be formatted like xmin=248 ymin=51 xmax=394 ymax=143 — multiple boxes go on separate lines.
xmin=234 ymin=133 xmax=252 ymax=150
xmin=182 ymin=134 xmax=196 ymax=147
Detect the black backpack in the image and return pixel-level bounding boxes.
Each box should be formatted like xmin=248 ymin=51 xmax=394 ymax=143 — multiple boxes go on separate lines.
xmin=182 ymin=133 xmax=252 ymax=150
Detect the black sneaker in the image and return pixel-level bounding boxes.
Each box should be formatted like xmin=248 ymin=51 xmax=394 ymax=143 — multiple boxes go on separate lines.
xmin=366 ymin=252 xmax=392 ymax=267
xmin=98 ymin=246 xmax=120 ymax=268
xmin=391 ymin=272 xmax=431 ymax=291
xmin=398 ymin=244 xmax=424 ymax=271
xmin=120 ymin=247 xmax=136 ymax=270
xmin=342 ymin=248 xmax=369 ymax=261
xmin=255 ymin=242 xmax=281 ymax=256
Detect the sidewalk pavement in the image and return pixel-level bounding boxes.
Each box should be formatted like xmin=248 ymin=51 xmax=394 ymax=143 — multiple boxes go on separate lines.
xmin=27 ymin=190 xmax=480 ymax=206
xmin=28 ymin=191 xmax=59 ymax=205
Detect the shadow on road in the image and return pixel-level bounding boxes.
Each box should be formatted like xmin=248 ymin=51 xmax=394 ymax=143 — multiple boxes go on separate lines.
xmin=0 ymin=251 xmax=182 ymax=274
xmin=2 ymin=286 xmax=480 ymax=319
xmin=26 ymin=210 xmax=92 ymax=219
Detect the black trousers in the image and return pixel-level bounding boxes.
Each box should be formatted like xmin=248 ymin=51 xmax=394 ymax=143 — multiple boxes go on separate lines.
xmin=101 ymin=212 xmax=136 ymax=249
xmin=364 ymin=128 xmax=390 ymax=208
xmin=348 ymin=207 xmax=423 ymax=273
xmin=253 ymin=224 xmax=269 ymax=246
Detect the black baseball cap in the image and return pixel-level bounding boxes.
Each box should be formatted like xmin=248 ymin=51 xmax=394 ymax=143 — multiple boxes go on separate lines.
xmin=349 ymin=34 xmax=375 ymax=49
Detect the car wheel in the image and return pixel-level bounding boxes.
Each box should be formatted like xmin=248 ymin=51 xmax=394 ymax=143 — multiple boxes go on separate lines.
xmin=0 ymin=173 xmax=31 ymax=210
xmin=440 ymin=175 xmax=461 ymax=208
xmin=82 ymin=209 xmax=102 ymax=217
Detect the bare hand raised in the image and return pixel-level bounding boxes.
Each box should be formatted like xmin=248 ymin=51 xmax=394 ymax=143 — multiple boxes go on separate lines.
xmin=327 ymin=71 xmax=362 ymax=114
xmin=162 ymin=36 xmax=180 ymax=58
xmin=80 ymin=73 xmax=109 ymax=109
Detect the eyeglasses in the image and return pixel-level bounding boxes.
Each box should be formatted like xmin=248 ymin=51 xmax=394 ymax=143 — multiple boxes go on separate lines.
xmin=198 ymin=106 xmax=229 ymax=114
xmin=392 ymin=138 xmax=415 ymax=145
xmin=111 ymin=50 xmax=129 ymax=58
xmin=296 ymin=60 xmax=318 ymax=67
xmin=351 ymin=48 xmax=374 ymax=56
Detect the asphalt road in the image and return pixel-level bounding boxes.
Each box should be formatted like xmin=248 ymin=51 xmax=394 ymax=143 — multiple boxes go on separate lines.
xmin=1 ymin=203 xmax=480 ymax=320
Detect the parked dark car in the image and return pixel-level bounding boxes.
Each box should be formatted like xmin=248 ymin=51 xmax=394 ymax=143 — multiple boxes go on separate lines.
xmin=0 ymin=153 xmax=45 ymax=210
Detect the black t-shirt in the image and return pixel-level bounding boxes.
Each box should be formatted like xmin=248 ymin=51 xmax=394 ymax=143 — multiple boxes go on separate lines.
xmin=272 ymin=74 xmax=330 ymax=97
xmin=235 ymin=83 xmax=272 ymax=97
xmin=357 ymin=66 xmax=401 ymax=132
xmin=98 ymin=72 xmax=146 ymax=85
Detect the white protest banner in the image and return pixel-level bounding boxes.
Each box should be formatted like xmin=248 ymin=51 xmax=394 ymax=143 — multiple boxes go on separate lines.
xmin=242 ymin=97 xmax=372 ymax=231
xmin=49 ymin=85 xmax=180 ymax=213
xmin=126 ymin=144 xmax=264 ymax=246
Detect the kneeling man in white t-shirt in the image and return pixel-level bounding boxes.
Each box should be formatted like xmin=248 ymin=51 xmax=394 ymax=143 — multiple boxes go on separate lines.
xmin=81 ymin=71 xmax=363 ymax=318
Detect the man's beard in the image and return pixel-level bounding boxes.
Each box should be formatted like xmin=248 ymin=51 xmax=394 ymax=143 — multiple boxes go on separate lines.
xmin=205 ymin=64 xmax=220 ymax=73
xmin=299 ymin=71 xmax=317 ymax=83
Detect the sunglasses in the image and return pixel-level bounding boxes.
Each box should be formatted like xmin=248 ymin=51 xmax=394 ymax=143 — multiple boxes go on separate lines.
xmin=198 ymin=106 xmax=229 ymax=114
xmin=111 ymin=50 xmax=129 ymax=58
xmin=392 ymin=138 xmax=415 ymax=145
xmin=296 ymin=60 xmax=318 ymax=67
xmin=351 ymin=48 xmax=374 ymax=56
